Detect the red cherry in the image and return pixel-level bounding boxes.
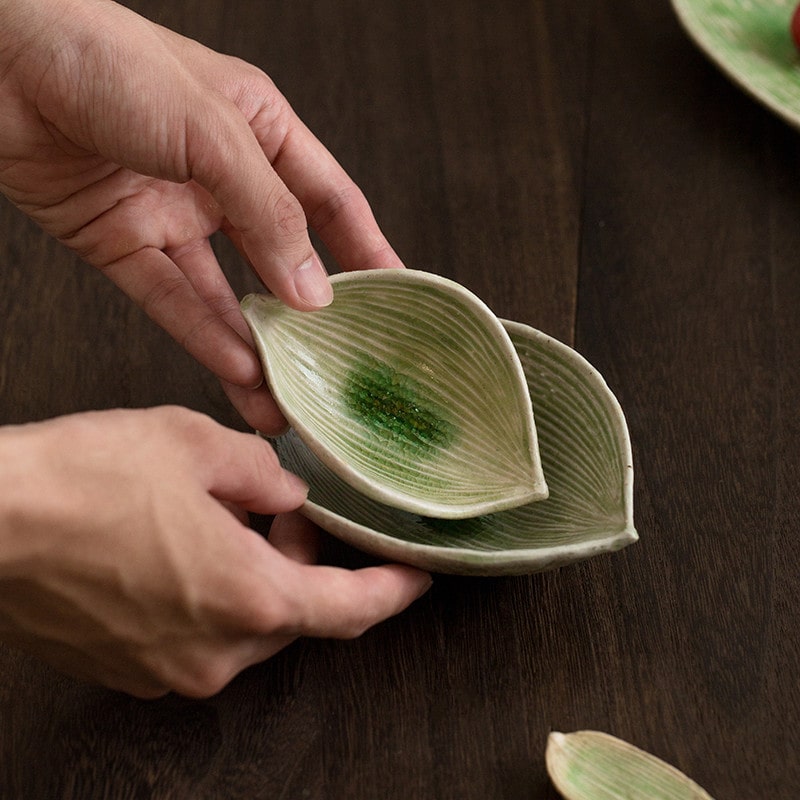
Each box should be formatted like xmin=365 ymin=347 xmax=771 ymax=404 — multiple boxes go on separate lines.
xmin=792 ymin=2 xmax=800 ymax=51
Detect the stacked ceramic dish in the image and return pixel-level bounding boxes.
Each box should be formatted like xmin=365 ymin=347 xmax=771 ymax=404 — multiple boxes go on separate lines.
xmin=242 ymin=269 xmax=637 ymax=576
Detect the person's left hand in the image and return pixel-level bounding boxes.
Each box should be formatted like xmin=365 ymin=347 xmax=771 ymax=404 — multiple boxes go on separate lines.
xmin=0 ymin=0 xmax=403 ymax=432
xmin=0 ymin=407 xmax=431 ymax=698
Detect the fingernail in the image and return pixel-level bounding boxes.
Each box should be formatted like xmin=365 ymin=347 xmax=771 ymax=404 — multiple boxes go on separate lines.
xmin=416 ymin=574 xmax=433 ymax=599
xmin=294 ymin=255 xmax=333 ymax=307
xmin=285 ymin=470 xmax=310 ymax=496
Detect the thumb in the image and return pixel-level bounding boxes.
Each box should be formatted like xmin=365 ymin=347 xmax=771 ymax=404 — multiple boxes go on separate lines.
xmin=282 ymin=560 xmax=433 ymax=640
xmin=174 ymin=412 xmax=308 ymax=514
xmin=187 ymin=94 xmax=333 ymax=310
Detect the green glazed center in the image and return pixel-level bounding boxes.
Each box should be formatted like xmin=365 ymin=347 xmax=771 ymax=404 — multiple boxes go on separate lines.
xmin=343 ymin=353 xmax=454 ymax=457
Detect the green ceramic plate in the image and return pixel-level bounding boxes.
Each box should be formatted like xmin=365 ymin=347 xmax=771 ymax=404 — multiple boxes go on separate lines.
xmin=273 ymin=320 xmax=637 ymax=576
xmin=671 ymin=0 xmax=800 ymax=130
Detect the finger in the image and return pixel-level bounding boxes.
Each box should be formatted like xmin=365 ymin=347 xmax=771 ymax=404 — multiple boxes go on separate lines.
xmin=220 ymin=499 xmax=250 ymax=526
xmin=186 ymin=95 xmax=333 ymax=310
xmin=102 ymin=247 xmax=263 ymax=388
xmin=268 ymin=512 xmax=321 ymax=565
xmin=286 ymin=562 xmax=432 ymax=640
xmin=218 ymin=378 xmax=288 ymax=436
xmin=206 ymin=434 xmax=307 ymax=514
xmin=272 ymin=115 xmax=405 ymax=273
xmin=167 ymin=411 xmax=308 ymax=513
xmin=166 ymin=238 xmax=254 ymax=344
xmin=162 ymin=239 xmax=294 ymax=433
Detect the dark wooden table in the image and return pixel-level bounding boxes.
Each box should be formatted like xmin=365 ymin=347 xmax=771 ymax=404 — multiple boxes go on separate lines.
xmin=2 ymin=0 xmax=799 ymax=796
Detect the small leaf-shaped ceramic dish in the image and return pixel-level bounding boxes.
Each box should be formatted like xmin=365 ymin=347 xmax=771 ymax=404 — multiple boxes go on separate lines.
xmin=271 ymin=319 xmax=637 ymax=576
xmin=242 ymin=270 xmax=547 ymax=519
xmin=546 ymin=730 xmax=715 ymax=800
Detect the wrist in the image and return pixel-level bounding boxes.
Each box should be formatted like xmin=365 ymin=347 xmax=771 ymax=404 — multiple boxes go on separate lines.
xmin=0 ymin=434 xmax=24 ymax=595
xmin=0 ymin=425 xmax=32 ymax=580
xmin=0 ymin=421 xmax=60 ymax=583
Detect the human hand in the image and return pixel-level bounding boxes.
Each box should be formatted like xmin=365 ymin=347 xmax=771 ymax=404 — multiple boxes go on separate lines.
xmin=0 ymin=407 xmax=431 ymax=698
xmin=0 ymin=0 xmax=403 ymax=432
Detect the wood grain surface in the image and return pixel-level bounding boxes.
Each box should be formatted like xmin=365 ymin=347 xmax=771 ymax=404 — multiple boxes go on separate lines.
xmin=1 ymin=0 xmax=799 ymax=796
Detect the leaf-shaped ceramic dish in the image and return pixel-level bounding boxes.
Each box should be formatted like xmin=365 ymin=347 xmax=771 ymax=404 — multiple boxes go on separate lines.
xmin=271 ymin=319 xmax=637 ymax=576
xmin=242 ymin=270 xmax=547 ymax=519
xmin=546 ymin=730 xmax=715 ymax=800
xmin=672 ymin=0 xmax=800 ymax=130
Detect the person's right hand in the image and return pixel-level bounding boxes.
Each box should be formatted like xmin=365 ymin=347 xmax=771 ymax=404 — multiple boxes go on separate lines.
xmin=0 ymin=407 xmax=431 ymax=698
xmin=0 ymin=0 xmax=405 ymax=433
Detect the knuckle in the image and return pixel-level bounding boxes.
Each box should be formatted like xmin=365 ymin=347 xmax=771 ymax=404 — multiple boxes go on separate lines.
xmin=200 ymin=290 xmax=242 ymax=320
xmin=146 ymin=405 xmax=215 ymax=439
xmin=177 ymin=310 xmax=223 ymax=355
xmin=238 ymin=570 xmax=307 ymax=639
xmin=238 ymin=59 xmax=280 ymax=99
xmin=247 ymin=587 xmax=297 ymax=637
xmin=251 ymin=609 xmax=288 ymax=641
xmin=140 ymin=273 xmax=188 ymax=318
xmin=268 ymin=189 xmax=308 ymax=242
xmin=306 ymin=185 xmax=364 ymax=234
xmin=248 ymin=75 xmax=293 ymax=143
